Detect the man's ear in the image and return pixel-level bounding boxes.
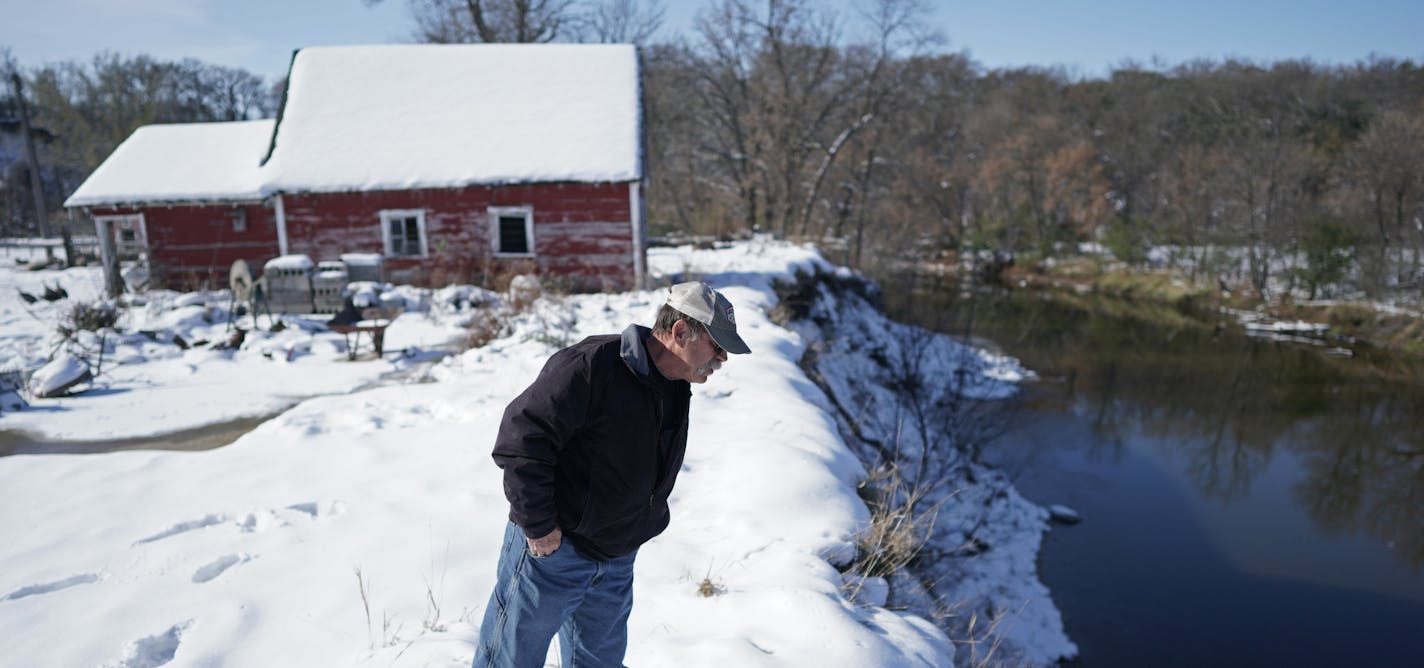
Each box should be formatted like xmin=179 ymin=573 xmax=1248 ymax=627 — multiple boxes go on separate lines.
xmin=670 ymin=319 xmax=690 ymax=346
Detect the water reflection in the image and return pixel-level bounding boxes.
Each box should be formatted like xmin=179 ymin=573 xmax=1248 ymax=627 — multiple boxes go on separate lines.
xmin=885 ymin=280 xmax=1424 ymax=571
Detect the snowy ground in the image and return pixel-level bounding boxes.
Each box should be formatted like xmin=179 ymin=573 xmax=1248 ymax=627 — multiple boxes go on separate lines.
xmin=1 ymin=263 xmax=470 ymax=441
xmin=0 ymin=240 xmax=1066 ymax=666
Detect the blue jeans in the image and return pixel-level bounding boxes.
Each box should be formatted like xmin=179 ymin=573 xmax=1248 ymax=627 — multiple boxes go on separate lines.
xmin=473 ymin=522 xmax=637 ymax=668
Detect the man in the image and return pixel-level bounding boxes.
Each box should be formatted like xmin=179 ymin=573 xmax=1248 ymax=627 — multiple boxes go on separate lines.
xmin=474 ymin=281 xmax=750 ymax=668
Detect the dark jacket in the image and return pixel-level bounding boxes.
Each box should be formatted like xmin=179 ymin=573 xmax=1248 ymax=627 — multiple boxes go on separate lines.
xmin=492 ymin=324 xmax=691 ymax=560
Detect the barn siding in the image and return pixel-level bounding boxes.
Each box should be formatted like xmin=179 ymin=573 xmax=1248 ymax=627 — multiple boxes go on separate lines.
xmin=91 ymin=181 xmax=638 ymax=292
xmin=281 ymin=181 xmax=637 ymax=289
xmin=91 ymin=202 xmax=279 ymax=290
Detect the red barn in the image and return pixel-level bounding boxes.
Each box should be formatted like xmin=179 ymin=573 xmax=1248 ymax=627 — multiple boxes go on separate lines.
xmin=65 ymin=44 xmax=647 ymax=292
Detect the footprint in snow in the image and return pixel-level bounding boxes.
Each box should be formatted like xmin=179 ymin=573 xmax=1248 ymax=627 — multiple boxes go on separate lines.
xmin=133 ymin=514 xmax=228 ymax=545
xmin=239 ymin=510 xmax=286 ymax=533
xmin=134 ymin=502 xmax=344 ymax=546
xmin=191 ymin=554 xmax=252 ymax=583
xmin=285 ymin=500 xmax=347 ymax=519
xmin=104 ymin=619 xmax=192 ymax=668
xmin=2 ymin=572 xmax=103 ymax=601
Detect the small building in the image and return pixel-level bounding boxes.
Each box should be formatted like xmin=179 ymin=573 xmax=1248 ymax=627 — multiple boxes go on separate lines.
xmin=64 ymin=44 xmax=647 ymax=292
xmin=63 ymin=120 xmax=278 ymax=287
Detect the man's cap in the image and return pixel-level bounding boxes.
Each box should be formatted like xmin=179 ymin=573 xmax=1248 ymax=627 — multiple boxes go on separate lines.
xmin=665 ymin=281 xmax=750 ymax=354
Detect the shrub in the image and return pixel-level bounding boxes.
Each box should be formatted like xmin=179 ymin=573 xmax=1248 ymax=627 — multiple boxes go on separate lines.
xmin=847 ymin=465 xmax=937 ymax=581
xmin=58 ymin=300 xmax=119 ymax=338
xmin=462 ymin=307 xmax=509 ymax=351
xmin=1296 ymin=216 xmax=1356 ymax=299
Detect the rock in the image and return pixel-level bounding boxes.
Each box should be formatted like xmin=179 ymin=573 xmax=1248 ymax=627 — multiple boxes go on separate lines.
xmin=212 ymin=329 xmax=247 ymax=350
xmin=1 ymin=371 xmax=28 ymax=413
xmin=1048 ymin=504 xmax=1081 ymax=525
xmin=42 ymin=282 xmax=68 ymax=301
xmin=1 ymin=388 xmax=27 ymax=412
xmin=29 ymin=353 xmax=93 ymax=398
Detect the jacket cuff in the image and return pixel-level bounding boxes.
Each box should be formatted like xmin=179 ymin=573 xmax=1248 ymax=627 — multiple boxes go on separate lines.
xmin=519 ymin=518 xmax=557 ymax=539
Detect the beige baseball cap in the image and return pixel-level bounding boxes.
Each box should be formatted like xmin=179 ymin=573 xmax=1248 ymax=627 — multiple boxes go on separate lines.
xmin=665 ymin=281 xmax=750 ymax=354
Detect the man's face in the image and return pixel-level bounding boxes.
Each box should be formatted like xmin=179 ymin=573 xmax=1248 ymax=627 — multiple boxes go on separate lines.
xmin=676 ymin=321 xmax=727 ymax=384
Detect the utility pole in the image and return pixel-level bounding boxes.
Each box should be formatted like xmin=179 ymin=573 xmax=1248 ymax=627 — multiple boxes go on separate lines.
xmin=10 ymin=70 xmax=52 ymax=240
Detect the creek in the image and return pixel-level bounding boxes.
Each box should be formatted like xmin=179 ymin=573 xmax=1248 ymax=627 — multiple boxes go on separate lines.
xmin=0 ymin=350 xmax=451 ymax=458
xmin=883 ymin=276 xmax=1424 ymax=667
xmin=0 ymin=414 xmax=276 ymax=457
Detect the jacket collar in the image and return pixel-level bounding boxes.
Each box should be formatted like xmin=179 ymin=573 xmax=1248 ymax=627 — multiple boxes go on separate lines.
xmin=621 ymin=324 xmax=689 ymax=394
xmin=621 ymin=324 xmax=654 ymax=379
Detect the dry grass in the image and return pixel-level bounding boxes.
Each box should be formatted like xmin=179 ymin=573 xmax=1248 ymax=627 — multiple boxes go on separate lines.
xmin=696 ymin=576 xmax=725 ymax=598
xmin=462 ymin=307 xmax=509 ymax=351
xmin=58 ymin=300 xmax=119 ymax=337
xmin=936 ymin=599 xmax=1013 ymax=668
xmin=354 ymin=567 xmax=374 ymax=649
xmin=841 ymin=464 xmax=939 ymax=601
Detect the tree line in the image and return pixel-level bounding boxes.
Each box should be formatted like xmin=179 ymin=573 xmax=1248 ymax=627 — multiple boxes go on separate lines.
xmin=1 ymin=51 xmax=276 ymax=238
xmin=638 ymin=1 xmax=1424 ymax=301
xmin=6 ymin=0 xmax=1424 ymax=300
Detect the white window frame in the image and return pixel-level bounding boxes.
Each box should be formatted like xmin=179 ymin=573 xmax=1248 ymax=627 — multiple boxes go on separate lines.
xmin=95 ymin=213 xmax=148 ymax=259
xmin=489 ymin=206 xmax=535 ymax=257
xmin=380 ymin=209 xmax=428 ymax=258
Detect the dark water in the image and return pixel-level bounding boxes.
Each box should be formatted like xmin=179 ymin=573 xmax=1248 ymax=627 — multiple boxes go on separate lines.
xmin=884 ymin=279 xmax=1424 ymax=667
xmin=0 ymin=415 xmax=274 ymax=457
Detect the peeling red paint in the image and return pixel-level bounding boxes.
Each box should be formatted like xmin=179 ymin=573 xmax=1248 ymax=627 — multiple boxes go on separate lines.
xmin=90 ymin=181 xmax=641 ymax=291
xmin=91 ymin=202 xmax=280 ymax=289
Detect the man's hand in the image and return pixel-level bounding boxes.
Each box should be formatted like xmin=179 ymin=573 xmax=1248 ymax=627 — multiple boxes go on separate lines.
xmin=527 ymin=527 xmax=563 ymax=557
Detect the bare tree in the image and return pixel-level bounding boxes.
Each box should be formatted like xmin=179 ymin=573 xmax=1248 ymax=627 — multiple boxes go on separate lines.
xmin=8 ymin=53 xmax=275 ymax=241
xmin=1348 ymin=109 xmax=1424 ymax=291
xmin=685 ymin=0 xmax=935 ymax=249
xmin=576 ymin=0 xmax=667 ymax=44
xmin=400 ymin=0 xmax=577 ymax=43
xmin=809 ymin=0 xmax=942 ymax=267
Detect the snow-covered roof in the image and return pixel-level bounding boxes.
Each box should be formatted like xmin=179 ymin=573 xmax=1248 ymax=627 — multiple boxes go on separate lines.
xmin=260 ymin=43 xmax=642 ymax=193
xmin=65 ymin=44 xmax=642 ymax=207
xmin=64 ymin=120 xmax=274 ymax=207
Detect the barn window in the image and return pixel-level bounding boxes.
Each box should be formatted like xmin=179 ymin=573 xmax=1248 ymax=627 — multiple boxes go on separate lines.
xmin=96 ymin=214 xmax=147 ymax=260
xmin=489 ymin=206 xmax=534 ymax=257
xmin=380 ymin=209 xmax=427 ymax=258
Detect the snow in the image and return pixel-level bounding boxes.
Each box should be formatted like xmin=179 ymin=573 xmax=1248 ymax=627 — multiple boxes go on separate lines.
xmin=27 ymin=352 xmax=91 ymax=397
xmin=63 ymin=120 xmax=274 ymax=207
xmin=0 ymin=240 xmax=1067 ymax=666
xmin=260 ymin=44 xmax=641 ymax=193
xmin=264 ymin=254 xmax=315 ymax=271
xmin=1047 ymin=504 xmax=1082 ymax=524
xmin=0 ymin=275 xmax=467 ymax=441
xmin=1244 ymin=319 xmax=1330 ymax=333
xmin=2 ymin=265 xmax=108 ymax=372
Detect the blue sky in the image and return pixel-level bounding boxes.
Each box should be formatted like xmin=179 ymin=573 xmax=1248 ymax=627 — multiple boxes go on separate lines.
xmin=3 ymin=0 xmax=1421 ymax=81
